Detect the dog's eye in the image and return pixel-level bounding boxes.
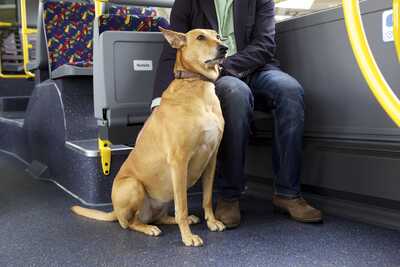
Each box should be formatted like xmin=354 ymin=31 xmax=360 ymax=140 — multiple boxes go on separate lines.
xmin=216 ymin=35 xmax=221 ymax=40
xmin=197 ymin=35 xmax=206 ymax=41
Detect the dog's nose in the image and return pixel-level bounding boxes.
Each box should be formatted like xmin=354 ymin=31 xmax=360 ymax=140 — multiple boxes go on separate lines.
xmin=218 ymin=44 xmax=228 ymax=54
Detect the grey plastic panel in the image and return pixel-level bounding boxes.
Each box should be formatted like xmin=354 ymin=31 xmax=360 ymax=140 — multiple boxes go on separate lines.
xmin=93 ymin=30 xmax=165 ymax=128
xmin=51 ymin=65 xmax=93 ymax=79
xmin=275 ymin=0 xmax=400 ymax=141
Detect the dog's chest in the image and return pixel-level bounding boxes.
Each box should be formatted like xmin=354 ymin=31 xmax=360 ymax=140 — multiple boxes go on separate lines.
xmin=199 ymin=111 xmax=223 ymax=148
xmin=187 ymin=111 xmax=223 ymax=187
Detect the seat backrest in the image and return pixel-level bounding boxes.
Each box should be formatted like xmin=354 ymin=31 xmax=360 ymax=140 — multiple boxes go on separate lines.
xmin=98 ymin=14 xmax=169 ymax=34
xmin=106 ymin=4 xmax=158 ymax=17
xmin=42 ymin=0 xmax=95 ymax=72
xmin=93 ymin=31 xmax=165 ymax=144
xmin=93 ymin=8 xmax=169 ymax=144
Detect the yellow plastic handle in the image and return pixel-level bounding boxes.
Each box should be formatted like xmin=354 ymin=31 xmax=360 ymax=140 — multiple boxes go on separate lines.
xmin=342 ymin=0 xmax=400 ymax=127
xmin=98 ymin=138 xmax=112 ymax=176
xmin=394 ymin=0 xmax=400 ymax=62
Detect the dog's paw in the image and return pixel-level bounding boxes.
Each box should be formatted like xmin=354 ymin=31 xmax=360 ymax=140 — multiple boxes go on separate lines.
xmin=143 ymin=225 xmax=162 ymax=236
xmin=182 ymin=234 xmax=204 ymax=247
xmin=188 ymin=215 xmax=200 ymax=225
xmin=207 ymin=219 xmax=226 ymax=232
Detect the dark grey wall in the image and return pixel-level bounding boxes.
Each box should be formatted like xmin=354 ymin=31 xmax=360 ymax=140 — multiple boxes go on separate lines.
xmin=246 ymin=0 xmax=400 ymax=209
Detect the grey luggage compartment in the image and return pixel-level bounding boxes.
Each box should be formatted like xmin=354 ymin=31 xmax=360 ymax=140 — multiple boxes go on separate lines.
xmin=94 ymin=31 xmax=165 ymax=144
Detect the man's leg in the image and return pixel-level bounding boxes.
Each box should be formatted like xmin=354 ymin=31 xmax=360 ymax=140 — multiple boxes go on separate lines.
xmin=214 ymin=76 xmax=254 ymax=227
xmin=250 ymin=70 xmax=304 ymax=197
xmin=250 ymin=69 xmax=322 ymax=222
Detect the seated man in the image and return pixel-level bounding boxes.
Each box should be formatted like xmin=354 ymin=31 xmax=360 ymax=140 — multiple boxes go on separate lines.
xmin=152 ymin=0 xmax=322 ymax=228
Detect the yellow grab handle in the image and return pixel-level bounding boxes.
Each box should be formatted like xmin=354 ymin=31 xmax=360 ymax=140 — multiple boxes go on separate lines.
xmin=394 ymin=0 xmax=400 ymax=62
xmin=342 ymin=0 xmax=400 ymax=127
xmin=98 ymin=138 xmax=112 ymax=176
xmin=0 ymin=21 xmax=13 ymax=27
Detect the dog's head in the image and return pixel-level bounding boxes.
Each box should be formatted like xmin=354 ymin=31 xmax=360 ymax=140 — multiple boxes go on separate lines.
xmin=160 ymin=28 xmax=228 ymax=82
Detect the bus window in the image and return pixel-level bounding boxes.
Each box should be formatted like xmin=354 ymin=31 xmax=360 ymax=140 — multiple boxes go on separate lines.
xmin=0 ymin=0 xmax=17 ymax=24
xmin=154 ymin=7 xmax=171 ymax=22
xmin=274 ymin=0 xmax=351 ymax=22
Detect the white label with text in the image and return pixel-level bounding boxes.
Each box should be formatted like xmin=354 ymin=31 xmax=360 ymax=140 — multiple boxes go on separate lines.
xmin=133 ymin=60 xmax=153 ymax=71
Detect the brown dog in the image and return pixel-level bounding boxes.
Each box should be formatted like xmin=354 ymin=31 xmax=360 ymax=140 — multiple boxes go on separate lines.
xmin=71 ymin=28 xmax=228 ymax=247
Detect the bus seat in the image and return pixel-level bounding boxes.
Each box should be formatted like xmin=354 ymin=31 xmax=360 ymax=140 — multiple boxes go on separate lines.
xmin=107 ymin=5 xmax=158 ymax=17
xmin=98 ymin=14 xmax=169 ymax=33
xmin=93 ymin=13 xmax=169 ymax=144
xmin=42 ymin=1 xmax=95 ymax=79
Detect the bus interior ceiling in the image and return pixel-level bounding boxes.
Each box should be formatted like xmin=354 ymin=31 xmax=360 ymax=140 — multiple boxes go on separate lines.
xmin=0 ymin=0 xmax=400 ymax=266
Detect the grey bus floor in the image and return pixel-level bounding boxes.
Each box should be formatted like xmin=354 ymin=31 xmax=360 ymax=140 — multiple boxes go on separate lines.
xmin=1 ymin=151 xmax=399 ymax=267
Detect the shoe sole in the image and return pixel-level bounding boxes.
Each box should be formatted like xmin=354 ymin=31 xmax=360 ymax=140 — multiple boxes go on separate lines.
xmin=273 ymin=206 xmax=323 ymax=223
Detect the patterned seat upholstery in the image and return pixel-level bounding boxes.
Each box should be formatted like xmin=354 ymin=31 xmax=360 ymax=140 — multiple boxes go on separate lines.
xmin=43 ymin=1 xmax=95 ymax=71
xmin=99 ymin=4 xmax=169 ymax=34
xmin=99 ymin=14 xmax=170 ymax=34
xmin=108 ymin=5 xmax=157 ymax=17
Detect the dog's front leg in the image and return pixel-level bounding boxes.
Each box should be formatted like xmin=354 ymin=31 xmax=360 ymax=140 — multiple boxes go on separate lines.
xmin=202 ymin=153 xmax=226 ymax=232
xmin=170 ymin=159 xmax=203 ymax=247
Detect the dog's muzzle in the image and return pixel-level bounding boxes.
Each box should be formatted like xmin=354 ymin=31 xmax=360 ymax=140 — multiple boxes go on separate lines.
xmin=205 ymin=44 xmax=229 ymax=64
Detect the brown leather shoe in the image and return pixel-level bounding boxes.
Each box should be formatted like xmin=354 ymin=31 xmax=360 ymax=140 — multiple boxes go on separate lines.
xmin=272 ymin=195 xmax=323 ymax=223
xmin=215 ymin=197 xmax=241 ymax=229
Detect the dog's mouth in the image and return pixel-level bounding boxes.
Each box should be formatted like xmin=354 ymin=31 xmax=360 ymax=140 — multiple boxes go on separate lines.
xmin=204 ymin=53 xmax=227 ymax=65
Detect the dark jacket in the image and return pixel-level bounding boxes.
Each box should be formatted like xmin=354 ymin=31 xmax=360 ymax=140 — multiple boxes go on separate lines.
xmin=153 ymin=0 xmax=280 ymax=99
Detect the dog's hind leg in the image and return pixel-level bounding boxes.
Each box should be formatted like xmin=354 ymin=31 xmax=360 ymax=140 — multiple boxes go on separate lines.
xmin=113 ymin=177 xmax=162 ymax=236
xmin=112 ymin=177 xmax=145 ymax=229
xmin=129 ymin=217 xmax=162 ymax=236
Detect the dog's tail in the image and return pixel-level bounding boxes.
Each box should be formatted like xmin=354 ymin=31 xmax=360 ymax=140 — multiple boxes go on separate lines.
xmin=71 ymin=206 xmax=117 ymax=222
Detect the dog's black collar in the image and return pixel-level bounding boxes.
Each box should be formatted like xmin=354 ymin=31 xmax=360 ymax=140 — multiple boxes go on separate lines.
xmin=174 ymin=70 xmax=212 ymax=82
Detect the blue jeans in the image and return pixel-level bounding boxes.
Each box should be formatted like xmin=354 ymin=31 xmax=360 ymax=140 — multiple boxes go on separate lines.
xmin=214 ymin=69 xmax=304 ymax=199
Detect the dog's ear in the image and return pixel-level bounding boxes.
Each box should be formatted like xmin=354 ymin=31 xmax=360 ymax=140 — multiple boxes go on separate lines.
xmin=159 ymin=27 xmax=187 ymax=49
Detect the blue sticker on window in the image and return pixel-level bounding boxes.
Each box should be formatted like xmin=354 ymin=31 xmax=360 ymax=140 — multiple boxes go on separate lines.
xmin=383 ymin=10 xmax=393 ymax=42
xmin=387 ymin=13 xmax=393 ymax=27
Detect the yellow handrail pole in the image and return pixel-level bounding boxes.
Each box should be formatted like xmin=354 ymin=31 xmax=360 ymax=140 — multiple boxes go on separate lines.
xmin=19 ymin=0 xmax=34 ymax=78
xmin=0 ymin=62 xmax=33 ymax=78
xmin=342 ymin=0 xmax=400 ymax=127
xmin=394 ymin=0 xmax=400 ymax=62
xmin=95 ymin=0 xmax=108 ymax=17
